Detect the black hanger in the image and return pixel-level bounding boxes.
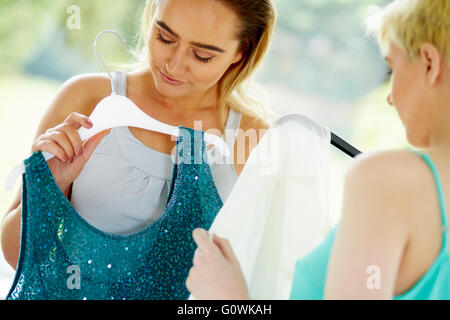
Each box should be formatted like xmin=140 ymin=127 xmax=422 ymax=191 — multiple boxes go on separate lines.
xmin=331 ymin=133 xmax=362 ymax=158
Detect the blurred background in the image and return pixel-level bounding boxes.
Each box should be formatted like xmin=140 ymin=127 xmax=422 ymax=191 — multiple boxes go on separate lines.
xmin=0 ymin=0 xmax=410 ymax=299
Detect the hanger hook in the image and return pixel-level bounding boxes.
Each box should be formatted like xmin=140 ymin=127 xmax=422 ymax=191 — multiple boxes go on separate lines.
xmin=94 ymin=30 xmax=127 ymax=80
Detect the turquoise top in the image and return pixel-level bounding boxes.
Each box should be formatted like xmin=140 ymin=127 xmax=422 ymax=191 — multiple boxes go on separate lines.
xmin=7 ymin=126 xmax=223 ymax=300
xmin=289 ymin=151 xmax=450 ymax=300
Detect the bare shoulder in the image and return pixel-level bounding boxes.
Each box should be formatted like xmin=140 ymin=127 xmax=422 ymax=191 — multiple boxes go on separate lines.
xmin=51 ymin=72 xmax=111 ymax=117
xmin=239 ymin=113 xmax=271 ymax=132
xmin=346 ymin=149 xmax=426 ymax=186
xmin=233 ymin=113 xmax=271 ymax=176
xmin=35 ymin=73 xmax=111 ymax=137
xmin=343 ymin=149 xmax=430 ymax=224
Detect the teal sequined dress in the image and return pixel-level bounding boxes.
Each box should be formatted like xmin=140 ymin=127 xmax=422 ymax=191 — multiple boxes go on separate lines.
xmin=7 ymin=126 xmax=223 ymax=300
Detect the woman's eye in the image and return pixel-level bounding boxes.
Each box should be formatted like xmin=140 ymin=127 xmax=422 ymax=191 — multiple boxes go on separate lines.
xmin=156 ymin=32 xmax=173 ymax=44
xmin=157 ymin=30 xmax=214 ymax=63
xmin=194 ymin=53 xmax=213 ymax=63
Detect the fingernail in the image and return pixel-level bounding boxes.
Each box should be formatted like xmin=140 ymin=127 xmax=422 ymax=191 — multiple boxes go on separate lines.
xmin=86 ymin=119 xmax=93 ymax=127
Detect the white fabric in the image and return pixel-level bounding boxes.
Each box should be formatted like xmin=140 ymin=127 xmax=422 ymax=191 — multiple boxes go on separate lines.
xmin=189 ymin=113 xmax=332 ymax=300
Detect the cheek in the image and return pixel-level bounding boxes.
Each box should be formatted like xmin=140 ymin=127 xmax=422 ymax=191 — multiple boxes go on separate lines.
xmin=393 ymin=79 xmax=430 ymax=146
xmin=190 ymin=64 xmax=228 ymax=86
xmin=390 ymin=72 xmax=413 ymax=117
xmin=149 ymin=40 xmax=167 ymax=65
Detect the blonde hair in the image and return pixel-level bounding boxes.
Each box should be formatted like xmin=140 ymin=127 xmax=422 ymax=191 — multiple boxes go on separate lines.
xmin=365 ymin=0 xmax=450 ymax=64
xmin=127 ymin=0 xmax=278 ymax=129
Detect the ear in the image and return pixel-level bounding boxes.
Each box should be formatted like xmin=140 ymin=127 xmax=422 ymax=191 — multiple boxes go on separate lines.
xmin=232 ymin=49 xmax=244 ymax=64
xmin=419 ymin=43 xmax=442 ymax=86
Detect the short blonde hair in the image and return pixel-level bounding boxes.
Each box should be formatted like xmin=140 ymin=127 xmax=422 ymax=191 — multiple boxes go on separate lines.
xmin=365 ymin=0 xmax=450 ymax=63
xmin=128 ymin=0 xmax=278 ymax=129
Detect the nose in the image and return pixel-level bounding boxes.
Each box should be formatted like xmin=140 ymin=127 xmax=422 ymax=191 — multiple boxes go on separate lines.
xmin=387 ymin=93 xmax=393 ymax=106
xmin=166 ymin=48 xmax=186 ymax=78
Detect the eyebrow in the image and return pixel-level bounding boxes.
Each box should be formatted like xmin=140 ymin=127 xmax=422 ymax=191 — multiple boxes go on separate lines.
xmin=156 ymin=20 xmax=226 ymax=53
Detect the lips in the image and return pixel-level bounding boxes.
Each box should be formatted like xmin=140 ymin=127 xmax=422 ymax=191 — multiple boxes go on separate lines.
xmin=160 ymin=70 xmax=184 ymax=85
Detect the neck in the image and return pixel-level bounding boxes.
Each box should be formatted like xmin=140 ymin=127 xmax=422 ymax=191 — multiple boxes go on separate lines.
xmin=429 ymin=98 xmax=450 ymax=153
xmin=160 ymin=85 xmax=219 ymax=115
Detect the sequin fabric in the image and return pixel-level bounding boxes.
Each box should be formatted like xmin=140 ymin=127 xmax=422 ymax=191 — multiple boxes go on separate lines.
xmin=7 ymin=126 xmax=223 ymax=300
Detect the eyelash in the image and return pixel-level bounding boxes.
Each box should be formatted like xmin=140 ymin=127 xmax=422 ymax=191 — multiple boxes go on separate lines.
xmin=156 ymin=33 xmax=214 ymax=63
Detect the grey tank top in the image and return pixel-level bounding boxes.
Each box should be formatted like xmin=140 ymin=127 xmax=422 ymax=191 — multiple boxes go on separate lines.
xmin=70 ymin=70 xmax=242 ymax=235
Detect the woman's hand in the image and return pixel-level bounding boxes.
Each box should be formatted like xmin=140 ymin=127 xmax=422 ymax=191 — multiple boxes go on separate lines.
xmin=31 ymin=112 xmax=109 ymax=196
xmin=186 ymin=228 xmax=250 ymax=300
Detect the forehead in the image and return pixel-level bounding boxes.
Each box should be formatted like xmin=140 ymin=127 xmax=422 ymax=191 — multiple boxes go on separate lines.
xmin=155 ymin=0 xmax=240 ymax=44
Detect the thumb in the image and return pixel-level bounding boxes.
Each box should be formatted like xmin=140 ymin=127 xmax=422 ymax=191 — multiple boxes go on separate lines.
xmin=81 ymin=129 xmax=110 ymax=162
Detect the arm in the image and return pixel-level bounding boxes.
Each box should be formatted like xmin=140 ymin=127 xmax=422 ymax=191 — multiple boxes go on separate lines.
xmin=1 ymin=73 xmax=109 ymax=270
xmin=324 ymin=151 xmax=411 ymax=299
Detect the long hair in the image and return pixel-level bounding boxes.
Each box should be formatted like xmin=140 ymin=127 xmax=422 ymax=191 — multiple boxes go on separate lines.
xmin=127 ymin=0 xmax=278 ymax=130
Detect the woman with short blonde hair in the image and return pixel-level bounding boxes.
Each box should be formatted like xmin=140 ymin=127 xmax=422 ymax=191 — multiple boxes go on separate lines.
xmin=187 ymin=0 xmax=450 ymax=300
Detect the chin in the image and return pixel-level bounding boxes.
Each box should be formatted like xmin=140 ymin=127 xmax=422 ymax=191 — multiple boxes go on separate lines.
xmin=155 ymin=83 xmax=189 ymax=98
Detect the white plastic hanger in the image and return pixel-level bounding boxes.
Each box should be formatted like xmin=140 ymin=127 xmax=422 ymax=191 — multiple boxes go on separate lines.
xmin=5 ymin=30 xmax=230 ymax=191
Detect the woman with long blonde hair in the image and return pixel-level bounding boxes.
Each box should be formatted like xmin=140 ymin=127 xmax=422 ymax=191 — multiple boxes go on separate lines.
xmin=1 ymin=0 xmax=277 ymax=298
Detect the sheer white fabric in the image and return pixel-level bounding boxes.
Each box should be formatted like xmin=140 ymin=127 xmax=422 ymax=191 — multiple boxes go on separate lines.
xmin=189 ymin=113 xmax=332 ymax=300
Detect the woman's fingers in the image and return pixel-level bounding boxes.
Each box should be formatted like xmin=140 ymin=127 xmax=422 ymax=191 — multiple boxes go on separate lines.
xmin=32 ymin=139 xmax=70 ymax=163
xmin=64 ymin=112 xmax=93 ymax=130
xmin=193 ymin=229 xmax=237 ymax=265
xmin=213 ymin=234 xmax=241 ymax=269
xmin=43 ymin=128 xmax=77 ymax=161
xmin=52 ymin=122 xmax=86 ymax=157
xmin=63 ymin=113 xmax=93 ymax=156
xmin=36 ymin=113 xmax=93 ymax=162
xmin=192 ymin=228 xmax=220 ymax=257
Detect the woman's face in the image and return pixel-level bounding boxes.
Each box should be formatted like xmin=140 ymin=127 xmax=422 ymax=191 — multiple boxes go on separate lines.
xmin=148 ymin=0 xmax=244 ymax=99
xmin=385 ymin=42 xmax=432 ymax=147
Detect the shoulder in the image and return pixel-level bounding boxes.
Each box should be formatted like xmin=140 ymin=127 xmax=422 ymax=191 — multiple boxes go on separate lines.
xmin=236 ymin=113 xmax=270 ymax=148
xmin=233 ymin=113 xmax=270 ymax=175
xmin=342 ymin=149 xmax=428 ymax=228
xmin=238 ymin=113 xmax=270 ymax=138
xmin=34 ymin=73 xmax=112 ymax=137
xmin=346 ymin=149 xmax=425 ymax=189
xmin=55 ymin=73 xmax=112 ymax=115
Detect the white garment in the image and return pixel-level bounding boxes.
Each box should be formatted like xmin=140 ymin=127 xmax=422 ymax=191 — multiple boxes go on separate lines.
xmin=189 ymin=113 xmax=332 ymax=300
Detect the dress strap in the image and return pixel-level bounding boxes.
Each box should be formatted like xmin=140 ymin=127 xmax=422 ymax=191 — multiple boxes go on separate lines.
xmin=110 ymin=70 xmax=127 ymax=96
xmin=412 ymin=151 xmax=449 ymax=244
xmin=223 ymin=108 xmax=242 ymax=159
